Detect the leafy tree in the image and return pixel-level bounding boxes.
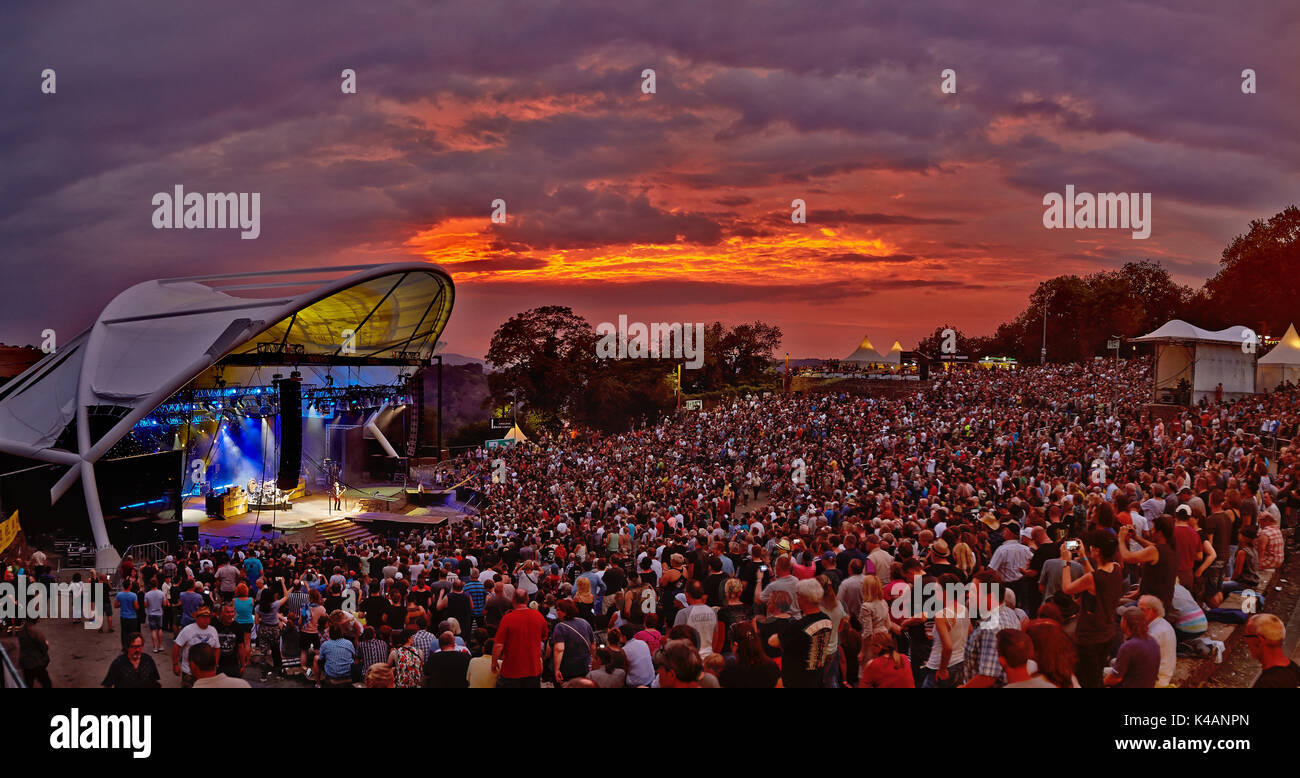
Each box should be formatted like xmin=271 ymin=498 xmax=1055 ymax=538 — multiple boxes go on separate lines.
xmin=966 ymin=261 xmax=1193 ymax=363
xmin=485 ymin=306 xmax=597 ymax=433
xmin=1202 ymin=206 xmax=1300 ymax=335
xmin=577 ymin=359 xmax=676 ymax=432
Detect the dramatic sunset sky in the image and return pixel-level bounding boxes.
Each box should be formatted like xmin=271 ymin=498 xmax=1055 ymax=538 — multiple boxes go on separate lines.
xmin=3 ymin=1 xmax=1297 ymax=359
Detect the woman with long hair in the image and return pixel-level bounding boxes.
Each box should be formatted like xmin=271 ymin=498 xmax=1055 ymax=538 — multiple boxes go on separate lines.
xmin=860 ymin=631 xmax=913 ymax=688
xmin=717 ymin=622 xmax=780 ymax=688
xmin=1023 ymin=618 xmax=1079 ymax=687
xmin=817 ymin=574 xmax=848 ymax=687
xmin=856 ymin=574 xmax=895 ymax=666
xmin=952 ymin=541 xmax=978 ymax=582
xmin=255 ymin=581 xmax=292 ymax=675
xmin=300 ymin=587 xmax=327 ymax=673
xmin=921 ymin=573 xmax=970 ymax=688
xmin=573 ymin=576 xmax=597 ymax=626
xmin=232 ymin=582 xmax=255 ymax=666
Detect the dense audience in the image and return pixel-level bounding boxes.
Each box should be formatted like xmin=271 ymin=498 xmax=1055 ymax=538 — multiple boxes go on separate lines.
xmin=10 ymin=359 xmax=1299 ymax=688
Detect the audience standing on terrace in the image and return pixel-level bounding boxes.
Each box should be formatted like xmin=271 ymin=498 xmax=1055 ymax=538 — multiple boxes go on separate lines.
xmin=7 ymin=359 xmax=1297 ymax=688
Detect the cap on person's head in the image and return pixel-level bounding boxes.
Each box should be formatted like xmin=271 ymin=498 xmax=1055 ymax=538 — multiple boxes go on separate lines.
xmin=821 ymin=551 xmax=835 ymax=563
xmin=1175 ymin=504 xmax=1192 ymax=518
xmin=931 ymin=539 xmax=950 ymax=559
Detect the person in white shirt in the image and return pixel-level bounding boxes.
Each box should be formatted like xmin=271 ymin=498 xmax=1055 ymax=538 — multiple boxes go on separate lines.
xmin=1141 ymin=485 xmax=1166 ymax=523
xmin=989 ymin=525 xmax=1033 ymax=583
xmin=672 ymin=581 xmax=722 ymax=657
xmin=172 ymin=607 xmax=220 ymax=688
xmin=610 ymin=625 xmax=655 ymax=687
xmin=1138 ymin=595 xmax=1176 ymax=688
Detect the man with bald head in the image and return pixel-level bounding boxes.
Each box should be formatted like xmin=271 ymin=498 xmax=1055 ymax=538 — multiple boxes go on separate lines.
xmin=1244 ymin=614 xmax=1300 ymax=688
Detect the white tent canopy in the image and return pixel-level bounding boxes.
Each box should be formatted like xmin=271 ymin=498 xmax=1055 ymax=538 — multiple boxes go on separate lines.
xmin=1258 ymin=323 xmax=1300 ymax=391
xmin=504 ymin=423 xmax=529 ymax=443
xmin=1131 ymin=319 xmax=1255 ymax=346
xmin=882 ymin=340 xmax=904 ymax=365
xmin=0 ymin=262 xmax=455 ymax=568
xmin=1133 ymin=319 xmax=1256 ymax=404
xmin=843 ymin=333 xmax=886 ymax=363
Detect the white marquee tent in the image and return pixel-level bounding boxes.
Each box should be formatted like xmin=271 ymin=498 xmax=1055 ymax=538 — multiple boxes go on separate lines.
xmin=843 ymin=333 xmax=886 ymax=364
xmin=882 ymin=340 xmax=904 ymax=365
xmin=1131 ymin=319 xmax=1256 ymax=404
xmin=1257 ymin=323 xmax=1300 ymax=392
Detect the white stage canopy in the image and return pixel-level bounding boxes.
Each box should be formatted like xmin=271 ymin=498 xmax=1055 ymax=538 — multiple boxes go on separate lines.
xmin=0 ymin=262 xmax=454 ymax=568
xmin=1132 ymin=319 xmax=1256 ymax=404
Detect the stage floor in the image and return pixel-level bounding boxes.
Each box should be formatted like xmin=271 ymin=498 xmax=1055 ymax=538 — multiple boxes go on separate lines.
xmin=180 ymin=488 xmax=466 ymax=547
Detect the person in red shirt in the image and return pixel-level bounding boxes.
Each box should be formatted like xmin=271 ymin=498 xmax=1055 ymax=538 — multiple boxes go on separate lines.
xmin=860 ymin=631 xmax=914 ymax=688
xmin=1171 ymin=505 xmax=1204 ymax=588
xmin=491 ymin=588 xmax=548 ymax=688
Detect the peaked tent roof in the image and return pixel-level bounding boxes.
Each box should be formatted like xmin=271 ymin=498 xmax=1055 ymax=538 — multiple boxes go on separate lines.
xmin=504 ymin=423 xmax=529 ymax=443
xmin=844 ymin=333 xmax=884 ymax=363
xmin=1259 ymin=323 xmax=1300 ymax=365
xmin=1131 ymin=319 xmax=1254 ymax=345
xmin=882 ymin=340 xmax=904 ymax=365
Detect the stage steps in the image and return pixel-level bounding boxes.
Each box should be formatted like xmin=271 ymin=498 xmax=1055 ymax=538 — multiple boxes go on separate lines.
xmin=313 ymin=518 xmax=376 ymax=544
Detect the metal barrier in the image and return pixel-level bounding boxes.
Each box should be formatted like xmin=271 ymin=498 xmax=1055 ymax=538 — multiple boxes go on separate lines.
xmin=122 ymin=540 xmax=171 ymax=565
xmin=0 ymin=643 xmax=25 ymax=689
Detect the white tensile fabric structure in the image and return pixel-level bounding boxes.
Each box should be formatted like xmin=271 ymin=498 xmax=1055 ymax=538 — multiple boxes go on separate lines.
xmin=504 ymin=423 xmax=529 ymax=443
xmin=1257 ymin=323 xmax=1300 ymax=391
xmin=843 ymin=334 xmax=885 ymax=363
xmin=0 ymin=262 xmax=454 ymax=568
xmin=882 ymin=340 xmax=904 ymax=365
xmin=1131 ymin=319 xmax=1256 ymax=404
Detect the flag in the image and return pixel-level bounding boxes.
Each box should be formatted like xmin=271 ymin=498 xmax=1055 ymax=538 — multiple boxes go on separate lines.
xmin=0 ymin=510 xmax=21 ymax=553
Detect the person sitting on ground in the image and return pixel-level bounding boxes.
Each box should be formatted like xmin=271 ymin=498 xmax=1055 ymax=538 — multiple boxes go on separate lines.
xmin=1104 ymin=607 xmax=1160 ymax=688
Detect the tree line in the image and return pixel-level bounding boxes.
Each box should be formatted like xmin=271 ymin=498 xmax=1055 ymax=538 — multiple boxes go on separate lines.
xmin=916 ymin=206 xmax=1299 ymax=364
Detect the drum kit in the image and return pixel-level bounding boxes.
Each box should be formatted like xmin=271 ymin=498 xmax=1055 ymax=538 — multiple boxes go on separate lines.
xmin=248 ymin=478 xmax=292 ymax=510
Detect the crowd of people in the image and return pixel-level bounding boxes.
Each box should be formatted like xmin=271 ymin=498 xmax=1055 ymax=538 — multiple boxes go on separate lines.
xmin=8 ymin=359 xmax=1300 ymax=688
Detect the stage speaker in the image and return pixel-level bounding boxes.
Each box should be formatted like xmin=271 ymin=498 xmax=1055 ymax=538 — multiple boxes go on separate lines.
xmin=277 ymin=378 xmax=303 ymax=490
xmin=182 ymin=524 xmax=199 ymax=543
